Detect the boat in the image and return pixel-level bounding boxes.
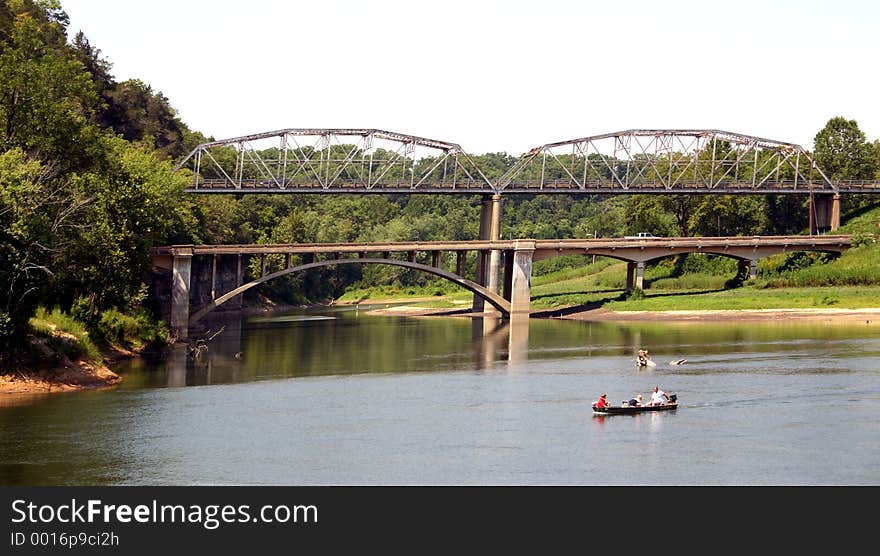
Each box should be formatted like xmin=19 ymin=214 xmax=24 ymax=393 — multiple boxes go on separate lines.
xmin=592 ymin=402 xmax=678 ymax=415
xmin=592 ymin=394 xmax=678 ymax=415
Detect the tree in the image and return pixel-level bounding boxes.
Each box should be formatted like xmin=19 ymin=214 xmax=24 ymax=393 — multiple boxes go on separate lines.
xmin=0 ymin=148 xmax=89 ymax=353
xmin=54 ymin=136 xmax=196 ymax=312
xmin=874 ymin=140 xmax=880 ymax=180
xmin=0 ymin=13 xmax=99 ymax=172
xmin=813 ymin=117 xmax=876 ymax=180
xmin=103 ymin=79 xmax=189 ymax=160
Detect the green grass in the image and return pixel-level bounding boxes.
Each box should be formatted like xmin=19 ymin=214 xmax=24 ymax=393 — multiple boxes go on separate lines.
xmin=605 ymin=285 xmax=880 ymax=311
xmin=30 ymin=307 xmax=102 ymax=360
xmin=336 ymin=282 xmax=456 ymax=304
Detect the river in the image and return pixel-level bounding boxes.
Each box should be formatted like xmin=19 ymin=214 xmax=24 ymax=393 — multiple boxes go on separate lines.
xmin=1 ymin=306 xmax=879 ymax=485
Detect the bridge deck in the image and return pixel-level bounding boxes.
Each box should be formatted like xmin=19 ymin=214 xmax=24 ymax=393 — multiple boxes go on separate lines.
xmin=153 ymin=235 xmax=852 ymax=257
xmin=184 ymin=180 xmax=880 ymax=195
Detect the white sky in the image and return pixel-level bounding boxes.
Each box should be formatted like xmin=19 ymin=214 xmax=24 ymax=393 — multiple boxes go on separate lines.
xmin=61 ymin=0 xmax=880 ymax=156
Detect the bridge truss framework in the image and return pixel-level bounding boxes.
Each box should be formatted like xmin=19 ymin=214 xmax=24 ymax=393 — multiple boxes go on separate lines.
xmin=174 ymin=128 xmax=880 ymax=195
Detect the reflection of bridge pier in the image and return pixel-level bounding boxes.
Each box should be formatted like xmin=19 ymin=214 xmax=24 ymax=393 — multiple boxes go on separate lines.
xmin=473 ymin=317 xmax=505 ymax=369
xmin=506 ymin=316 xmax=530 ymax=364
xmin=471 ymin=316 xmax=530 ymax=368
xmin=164 ymin=318 xmax=242 ymax=385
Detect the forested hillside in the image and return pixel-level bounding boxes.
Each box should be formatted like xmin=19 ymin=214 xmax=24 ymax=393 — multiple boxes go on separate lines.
xmin=2 ymin=1 xmax=880 ymax=366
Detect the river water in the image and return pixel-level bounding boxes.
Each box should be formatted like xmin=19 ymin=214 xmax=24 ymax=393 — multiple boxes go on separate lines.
xmin=1 ymin=306 xmax=879 ymax=486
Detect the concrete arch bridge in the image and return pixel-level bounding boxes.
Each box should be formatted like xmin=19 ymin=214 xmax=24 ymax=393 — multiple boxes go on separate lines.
xmin=153 ymin=235 xmax=851 ymax=338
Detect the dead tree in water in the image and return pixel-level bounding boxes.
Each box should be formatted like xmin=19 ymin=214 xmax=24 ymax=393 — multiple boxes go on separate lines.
xmin=186 ymin=325 xmax=225 ymax=360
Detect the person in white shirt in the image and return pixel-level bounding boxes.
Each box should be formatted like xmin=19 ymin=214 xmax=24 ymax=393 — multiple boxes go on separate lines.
xmin=649 ymin=386 xmax=669 ymax=406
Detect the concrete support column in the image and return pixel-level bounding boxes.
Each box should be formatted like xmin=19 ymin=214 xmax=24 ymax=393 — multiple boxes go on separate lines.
xmin=831 ymin=194 xmax=841 ymax=232
xmin=472 ymin=196 xmax=492 ymax=312
xmin=407 ymin=251 xmax=416 ymax=263
xmin=473 ymin=194 xmax=501 ymax=311
xmin=211 ymin=254 xmax=218 ymax=301
xmin=810 ymin=193 xmax=839 ymax=234
xmin=626 ymin=262 xmax=636 ymax=292
xmin=509 ymin=240 xmax=535 ymax=315
xmin=285 ymin=253 xmax=292 ymax=269
xmin=230 ymin=254 xmax=243 ymax=311
xmin=635 ymin=261 xmax=645 ymax=290
xmin=486 ymin=194 xmax=502 ymax=295
xmin=260 ymin=254 xmax=267 ymax=277
xmin=738 ymin=259 xmax=757 ymax=280
xmin=456 ymin=251 xmax=465 ymax=276
xmin=431 ymin=250 xmax=442 ymax=268
xmin=170 ymin=248 xmax=193 ymax=340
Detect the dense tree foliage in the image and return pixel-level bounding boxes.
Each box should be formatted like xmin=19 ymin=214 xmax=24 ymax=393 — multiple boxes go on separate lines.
xmin=0 ymin=1 xmax=199 ymax=358
xmin=1 ymin=0 xmax=878 ymax=362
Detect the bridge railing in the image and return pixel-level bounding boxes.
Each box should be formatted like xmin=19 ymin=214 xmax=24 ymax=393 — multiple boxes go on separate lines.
xmin=185 ymin=178 xmax=873 ymax=193
xmin=189 ymin=177 xmax=495 ymax=191
xmin=498 ymin=179 xmax=842 ymax=192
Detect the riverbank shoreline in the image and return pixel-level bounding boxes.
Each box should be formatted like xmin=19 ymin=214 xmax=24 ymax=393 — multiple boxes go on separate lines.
xmin=0 ymin=352 xmax=122 ymax=401
xmin=364 ymin=302 xmax=880 ymax=323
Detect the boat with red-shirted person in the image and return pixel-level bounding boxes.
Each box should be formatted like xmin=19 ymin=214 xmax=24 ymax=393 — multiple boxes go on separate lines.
xmin=592 ymin=394 xmax=678 ymax=415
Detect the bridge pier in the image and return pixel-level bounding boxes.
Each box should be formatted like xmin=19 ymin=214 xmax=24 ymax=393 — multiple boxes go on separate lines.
xmin=473 ymin=194 xmax=502 ymax=313
xmin=738 ymin=259 xmax=758 ymax=280
xmin=810 ymin=193 xmax=841 ymax=234
xmin=170 ymin=248 xmax=194 ymax=340
xmin=506 ymin=240 xmax=534 ymax=315
xmin=625 ymin=261 xmax=645 ymax=292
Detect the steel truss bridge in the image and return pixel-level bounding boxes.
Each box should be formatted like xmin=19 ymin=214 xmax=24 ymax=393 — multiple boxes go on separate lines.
xmin=174 ymin=128 xmax=880 ymax=195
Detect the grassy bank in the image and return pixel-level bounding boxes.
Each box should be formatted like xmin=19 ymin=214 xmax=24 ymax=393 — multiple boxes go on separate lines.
xmin=1 ymin=307 xmax=171 ymax=395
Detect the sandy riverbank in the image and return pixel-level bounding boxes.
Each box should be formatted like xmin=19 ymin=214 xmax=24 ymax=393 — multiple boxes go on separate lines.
xmin=365 ymin=303 xmax=880 ymax=324
xmin=0 ymin=354 xmax=122 ymax=403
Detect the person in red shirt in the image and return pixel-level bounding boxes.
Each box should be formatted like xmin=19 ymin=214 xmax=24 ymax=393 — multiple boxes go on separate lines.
xmin=594 ymin=394 xmax=609 ymax=408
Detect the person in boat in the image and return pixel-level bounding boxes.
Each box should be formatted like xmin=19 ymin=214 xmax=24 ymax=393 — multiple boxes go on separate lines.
xmin=648 ymin=386 xmax=669 ymax=406
xmin=593 ymin=394 xmax=609 ymax=409
xmin=627 ymin=394 xmax=643 ymax=407
xmin=637 ymin=349 xmax=651 ymax=366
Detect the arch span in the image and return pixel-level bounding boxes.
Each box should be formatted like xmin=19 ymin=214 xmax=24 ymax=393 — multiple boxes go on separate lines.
xmin=190 ymin=258 xmax=510 ymax=324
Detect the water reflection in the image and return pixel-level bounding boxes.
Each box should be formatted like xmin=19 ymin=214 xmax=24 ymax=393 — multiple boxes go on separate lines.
xmin=4 ymin=308 xmax=880 ymax=486
xmin=149 ymin=310 xmax=536 ymax=386
xmin=113 ymin=307 xmax=880 ymax=390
